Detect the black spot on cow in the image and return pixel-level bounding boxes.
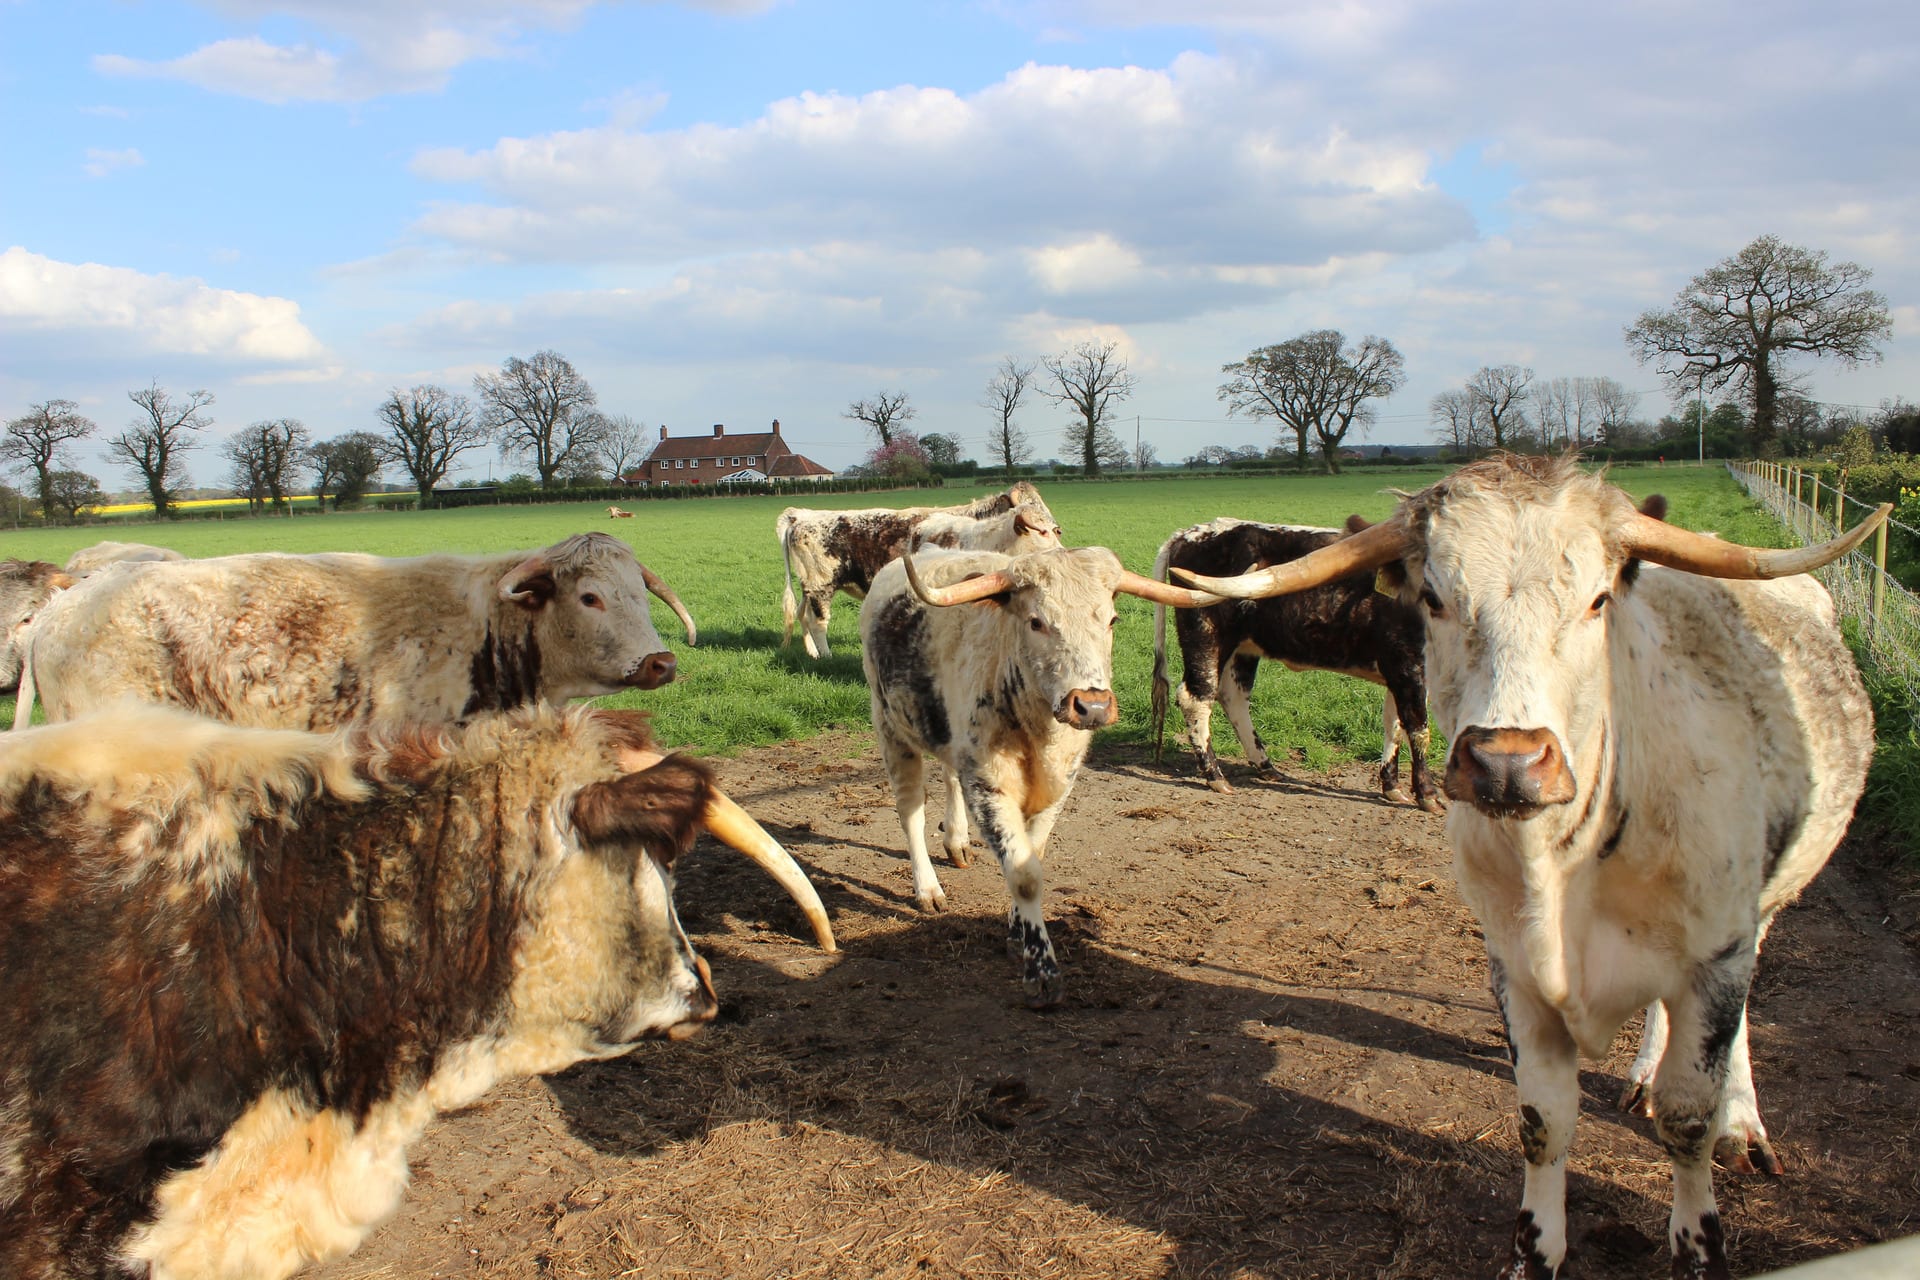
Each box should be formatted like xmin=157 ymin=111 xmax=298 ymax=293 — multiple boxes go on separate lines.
xmin=1499 ymin=1209 xmax=1558 ymax=1280
xmin=1658 ymin=1111 xmax=1714 ymax=1164
xmin=1489 ymin=954 xmax=1518 ymax=1067
xmin=868 ymin=595 xmax=949 ymax=750
xmin=1693 ymin=938 xmax=1751 ymax=1079
xmin=463 ymin=625 xmax=543 ymax=716
xmin=1671 ymin=1211 xmax=1729 ymax=1280
xmin=1518 ymin=1104 xmax=1550 ymax=1164
xmin=1762 ymin=806 xmax=1804 ymax=887
xmin=822 ymin=514 xmax=917 ymax=598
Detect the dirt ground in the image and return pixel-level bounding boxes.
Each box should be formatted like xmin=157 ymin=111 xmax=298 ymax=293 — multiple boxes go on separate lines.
xmin=312 ymin=735 xmax=1920 ymax=1280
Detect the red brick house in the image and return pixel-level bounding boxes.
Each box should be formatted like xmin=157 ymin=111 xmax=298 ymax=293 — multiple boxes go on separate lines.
xmin=622 ymin=420 xmax=835 ymax=487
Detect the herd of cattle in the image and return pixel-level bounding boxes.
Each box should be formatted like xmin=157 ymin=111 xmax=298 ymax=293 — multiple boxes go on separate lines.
xmin=0 ymin=456 xmax=1892 ymax=1280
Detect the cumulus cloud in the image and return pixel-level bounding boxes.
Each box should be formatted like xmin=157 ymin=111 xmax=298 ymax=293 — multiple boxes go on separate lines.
xmin=0 ymin=247 xmax=329 ymax=366
xmin=94 ymin=1 xmax=780 ymax=102
xmin=82 ymin=147 xmax=145 ymax=178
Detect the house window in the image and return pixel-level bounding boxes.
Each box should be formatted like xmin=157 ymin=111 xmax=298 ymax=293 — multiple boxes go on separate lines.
xmin=691 ymin=458 xmax=699 ymax=468
xmin=675 ymin=459 xmax=684 ymax=469
xmin=748 ymin=456 xmax=757 ymax=466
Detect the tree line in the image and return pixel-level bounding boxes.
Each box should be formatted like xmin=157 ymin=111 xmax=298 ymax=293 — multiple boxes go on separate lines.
xmin=1 ymin=350 xmax=653 ymax=522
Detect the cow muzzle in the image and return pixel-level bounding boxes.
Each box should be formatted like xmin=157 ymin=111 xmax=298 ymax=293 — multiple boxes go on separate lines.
xmin=666 ymin=954 xmax=719 ymax=1041
xmin=623 ymin=651 xmax=677 ymax=689
xmin=1055 ymin=688 xmax=1118 ymax=730
xmin=1445 ymin=726 xmax=1576 ymax=817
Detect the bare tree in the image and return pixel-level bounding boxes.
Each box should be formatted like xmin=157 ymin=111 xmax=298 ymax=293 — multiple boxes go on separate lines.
xmin=474 ymin=350 xmax=603 ymax=489
xmin=376 ymin=385 xmax=489 ymax=506
xmin=1626 ymin=235 xmax=1891 ymax=456
xmin=1589 ymin=377 xmax=1642 ymax=448
xmin=44 ymin=469 xmax=105 ymax=522
xmin=1311 ymin=334 xmax=1404 ymax=474
xmin=309 ymin=432 xmax=384 ymax=510
xmin=223 ymin=419 xmax=311 ymax=514
xmin=1043 ymin=339 xmax=1136 ymax=477
xmin=1535 ymin=376 xmax=1601 ymax=450
xmin=1429 ymin=389 xmax=1481 ymax=455
xmin=1 ymin=399 xmax=98 ymax=522
xmin=110 ymin=383 xmax=213 ymax=519
xmin=980 ymin=358 xmax=1036 ymax=471
xmin=591 ymin=413 xmax=652 ymax=480
xmin=1135 ymin=439 xmax=1159 ymax=471
xmin=844 ymin=390 xmax=916 ymax=448
xmin=1464 ymin=365 xmax=1533 ymax=451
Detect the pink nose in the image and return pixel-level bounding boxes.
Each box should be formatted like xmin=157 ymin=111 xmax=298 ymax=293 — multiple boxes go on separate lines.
xmin=627 ymin=652 xmax=677 ymax=689
xmin=1056 ymin=688 xmax=1117 ymax=730
xmin=1445 ymin=726 xmax=1576 ymax=812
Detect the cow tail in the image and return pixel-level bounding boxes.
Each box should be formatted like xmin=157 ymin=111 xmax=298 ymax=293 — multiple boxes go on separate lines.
xmin=1149 ymin=536 xmax=1174 ymax=762
xmin=11 ymin=632 xmax=37 ymax=731
xmin=778 ymin=517 xmax=799 ymax=646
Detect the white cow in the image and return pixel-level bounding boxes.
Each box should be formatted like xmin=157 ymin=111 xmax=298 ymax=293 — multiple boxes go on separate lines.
xmin=1174 ymin=455 xmax=1886 ymax=1280
xmin=63 ymin=540 xmax=186 ymax=575
xmin=861 ymin=544 xmax=1215 ymax=1006
xmin=15 ymin=532 xmax=698 ymax=732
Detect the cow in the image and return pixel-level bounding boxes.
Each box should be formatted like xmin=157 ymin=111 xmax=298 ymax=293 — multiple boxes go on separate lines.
xmin=12 ymin=532 xmax=699 ymax=732
xmin=1172 ymin=454 xmax=1888 ymax=1280
xmin=607 ymin=505 xmax=635 ymax=518
xmin=63 ymin=540 xmax=186 ymax=575
xmin=1148 ymin=517 xmax=1441 ymax=811
xmin=0 ymin=702 xmax=834 ymax=1280
xmin=777 ymin=481 xmax=1056 ymax=658
xmin=0 ymin=560 xmax=72 ymax=694
xmin=862 ymin=543 xmax=1217 ymax=1007
xmin=913 ymin=500 xmax=1063 ymax=554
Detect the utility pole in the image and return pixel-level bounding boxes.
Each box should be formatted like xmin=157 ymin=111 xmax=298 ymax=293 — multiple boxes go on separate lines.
xmin=1135 ymin=414 xmax=1141 ymax=473
xmin=1697 ymin=385 xmax=1705 ymax=465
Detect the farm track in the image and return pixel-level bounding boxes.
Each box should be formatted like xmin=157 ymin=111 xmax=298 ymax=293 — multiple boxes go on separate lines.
xmin=311 ymin=736 xmax=1920 ymax=1280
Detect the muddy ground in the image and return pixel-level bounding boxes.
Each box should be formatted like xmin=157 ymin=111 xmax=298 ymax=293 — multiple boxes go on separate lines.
xmin=313 ymin=735 xmax=1920 ymax=1280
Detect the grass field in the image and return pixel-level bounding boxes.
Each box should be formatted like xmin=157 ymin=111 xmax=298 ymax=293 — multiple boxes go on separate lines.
xmin=0 ymin=465 xmax=1788 ymax=774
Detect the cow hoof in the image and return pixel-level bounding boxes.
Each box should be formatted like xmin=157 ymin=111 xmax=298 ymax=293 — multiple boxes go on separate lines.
xmin=1715 ymin=1131 xmax=1785 ymax=1176
xmin=1384 ymin=786 xmax=1413 ymax=805
xmin=1205 ymin=776 xmax=1234 ymax=795
xmin=945 ymin=846 xmax=972 ymax=869
xmin=1023 ymin=977 xmax=1063 ymax=1009
xmin=915 ymin=888 xmax=947 ymax=913
xmin=1618 ymin=1078 xmax=1655 ymax=1118
xmin=1417 ymin=792 xmax=1447 ymax=814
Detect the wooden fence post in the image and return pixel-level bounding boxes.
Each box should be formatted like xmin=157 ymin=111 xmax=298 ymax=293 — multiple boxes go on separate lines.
xmin=1874 ymin=517 xmax=1889 ymax=630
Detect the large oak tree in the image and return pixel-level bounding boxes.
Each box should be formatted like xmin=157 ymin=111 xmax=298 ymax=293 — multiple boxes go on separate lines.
xmin=474 ymin=350 xmax=604 ymax=489
xmin=1 ymin=399 xmax=97 ymax=521
xmin=376 ymin=385 xmax=489 ymax=506
xmin=110 ymin=384 xmax=213 ymax=519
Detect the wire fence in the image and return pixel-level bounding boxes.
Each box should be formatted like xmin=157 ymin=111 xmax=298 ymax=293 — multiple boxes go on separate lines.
xmin=1727 ymin=461 xmax=1920 ymax=734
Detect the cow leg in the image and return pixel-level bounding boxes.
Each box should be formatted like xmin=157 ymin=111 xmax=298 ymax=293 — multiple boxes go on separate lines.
xmin=1384 ymin=667 xmax=1444 ymax=812
xmin=1620 ymin=1000 xmax=1667 ymax=1117
xmin=801 ymin=590 xmax=833 ymax=659
xmin=1491 ymin=955 xmax=1580 ymax=1279
xmin=1174 ymin=665 xmax=1232 ymax=794
xmin=937 ymin=769 xmax=972 ymax=868
xmin=1651 ymin=942 xmax=1756 ymax=1280
xmin=1379 ymin=688 xmax=1411 ymax=804
xmin=1218 ymin=652 xmax=1282 ymax=780
xmin=1713 ymin=1011 xmax=1784 ymax=1175
xmin=879 ymin=737 xmax=945 ymax=911
xmin=966 ymin=777 xmax=1060 ymax=1007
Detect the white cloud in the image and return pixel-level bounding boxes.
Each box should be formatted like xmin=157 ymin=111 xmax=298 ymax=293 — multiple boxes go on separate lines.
xmin=82 ymin=147 xmax=145 ymax=179
xmin=94 ymin=1 xmax=781 ymax=102
xmin=0 ymin=247 xmax=329 ymax=366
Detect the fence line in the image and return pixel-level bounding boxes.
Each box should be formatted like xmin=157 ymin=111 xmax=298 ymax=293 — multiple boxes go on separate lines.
xmin=1727 ymin=461 xmax=1920 ymax=734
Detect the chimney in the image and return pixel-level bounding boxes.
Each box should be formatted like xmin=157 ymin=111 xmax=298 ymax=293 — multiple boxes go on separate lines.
xmin=659 ymin=425 xmax=668 ymax=440
xmin=713 ymin=424 xmax=725 ymax=437
xmin=771 ymin=418 xmax=781 ymax=436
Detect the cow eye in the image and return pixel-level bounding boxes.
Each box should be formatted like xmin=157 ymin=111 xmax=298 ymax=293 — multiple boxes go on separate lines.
xmin=580 ymin=592 xmax=603 ymax=609
xmin=1419 ymin=586 xmax=1445 ymax=618
xmin=1029 ymin=615 xmax=1046 ymax=632
xmin=1590 ymin=591 xmax=1612 ymax=615
xmin=1107 ymin=614 xmax=1119 ymax=629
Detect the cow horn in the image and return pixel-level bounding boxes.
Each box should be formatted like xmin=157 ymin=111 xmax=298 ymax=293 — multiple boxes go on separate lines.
xmin=641 ymin=564 xmax=698 ymax=646
xmin=1114 ymin=569 xmax=1226 ymax=608
xmin=902 ymin=551 xmax=1013 ymax=607
xmin=1172 ymin=515 xmax=1415 ymax=599
xmin=1622 ymin=502 xmax=1892 ymax=579
xmin=701 ymin=790 xmax=838 ymax=953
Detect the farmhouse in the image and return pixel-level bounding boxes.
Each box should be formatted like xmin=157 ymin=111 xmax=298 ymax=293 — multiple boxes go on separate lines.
xmin=625 ymin=420 xmax=835 ymax=487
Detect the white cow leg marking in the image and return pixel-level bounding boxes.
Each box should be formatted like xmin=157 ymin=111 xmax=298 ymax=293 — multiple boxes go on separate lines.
xmin=879 ymin=736 xmax=943 ymax=911
xmin=937 ymin=769 xmax=972 ymax=867
xmin=1218 ymin=653 xmax=1272 ymax=776
xmin=802 ymin=592 xmax=833 ymax=659
xmin=968 ymin=780 xmax=1059 ymax=1007
xmin=1175 ymin=682 xmax=1230 ymax=793
xmin=1493 ymin=957 xmax=1577 ymax=1279
xmin=1712 ymin=1010 xmax=1783 ymax=1175
xmin=1654 ymin=944 xmax=1753 ymax=1280
xmin=1620 ymin=1000 xmax=1667 ymax=1117
xmin=1379 ymin=689 xmax=1412 ymax=804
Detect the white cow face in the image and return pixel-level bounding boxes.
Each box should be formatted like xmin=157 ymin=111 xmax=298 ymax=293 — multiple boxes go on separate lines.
xmin=1002 ymin=548 xmax=1125 ymax=731
xmin=497 ymin=534 xmax=696 ymax=699
xmin=1409 ymin=482 xmax=1625 ymax=818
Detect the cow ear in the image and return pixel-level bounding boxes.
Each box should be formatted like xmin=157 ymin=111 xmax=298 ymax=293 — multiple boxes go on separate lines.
xmin=570 ymin=757 xmax=715 ymax=864
xmin=48 ymin=571 xmax=76 ymax=591
xmin=1344 ymin=513 xmax=1373 ymax=535
xmin=498 ymin=553 xmax=557 ymax=609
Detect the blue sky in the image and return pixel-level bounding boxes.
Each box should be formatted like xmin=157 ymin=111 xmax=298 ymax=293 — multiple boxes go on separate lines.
xmin=2 ymin=0 xmax=1915 ymax=484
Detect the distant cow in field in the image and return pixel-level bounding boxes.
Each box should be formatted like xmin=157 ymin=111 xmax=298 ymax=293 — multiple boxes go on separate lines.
xmin=63 ymin=540 xmax=185 ymax=575
xmin=1149 ymin=517 xmax=1440 ymax=811
xmin=1175 ymin=455 xmax=1887 ymax=1280
xmin=862 ymin=544 xmax=1216 ymax=1006
xmin=0 ymin=560 xmax=72 ymax=694
xmin=14 ymin=532 xmax=699 ymax=731
xmin=0 ymin=702 xmax=832 ymax=1280
xmin=608 ymin=505 xmax=634 ymax=518
xmin=778 ymin=481 xmax=1056 ymax=658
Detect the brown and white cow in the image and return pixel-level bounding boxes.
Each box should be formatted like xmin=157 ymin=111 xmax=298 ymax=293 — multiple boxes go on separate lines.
xmin=62 ymin=540 xmax=186 ymax=575
xmin=1175 ymin=455 xmax=1886 ymax=1280
xmin=778 ymin=481 xmax=1056 ymax=658
xmin=0 ymin=560 xmax=72 ymax=694
xmin=607 ymin=505 xmax=635 ymax=518
xmin=13 ymin=532 xmax=698 ymax=731
xmin=0 ymin=702 xmax=833 ymax=1280
xmin=1149 ymin=517 xmax=1440 ymax=810
xmin=862 ymin=544 xmax=1215 ymax=1006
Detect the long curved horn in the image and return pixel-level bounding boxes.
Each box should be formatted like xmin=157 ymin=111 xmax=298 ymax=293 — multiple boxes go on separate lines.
xmin=641 ymin=564 xmax=698 ymax=645
xmin=902 ymin=551 xmax=1013 ymax=607
xmin=1171 ymin=516 xmax=1415 ymax=599
xmin=702 ymin=789 xmax=838 ymax=953
xmin=1114 ymin=569 xmax=1225 ymax=608
xmin=1624 ymin=503 xmax=1892 ymax=579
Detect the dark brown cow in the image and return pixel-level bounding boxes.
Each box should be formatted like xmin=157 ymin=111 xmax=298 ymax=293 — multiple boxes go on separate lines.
xmin=0 ymin=703 xmax=832 ymax=1280
xmin=777 ymin=481 xmax=1056 ymax=658
xmin=1149 ymin=517 xmax=1441 ymax=810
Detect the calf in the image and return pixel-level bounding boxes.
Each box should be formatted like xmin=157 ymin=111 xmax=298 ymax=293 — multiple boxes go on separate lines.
xmin=1175 ymin=455 xmax=1886 ymax=1279
xmin=862 ymin=544 xmax=1214 ymax=1006
xmin=778 ymin=481 xmax=1055 ymax=658
xmin=15 ymin=532 xmax=698 ymax=731
xmin=0 ymin=703 xmax=833 ymax=1280
xmin=607 ymin=505 xmax=635 ymax=518
xmin=1149 ymin=517 xmax=1440 ymax=810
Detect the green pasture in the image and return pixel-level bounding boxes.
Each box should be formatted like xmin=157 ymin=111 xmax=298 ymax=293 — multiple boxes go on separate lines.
xmin=0 ymin=465 xmax=1787 ymax=781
